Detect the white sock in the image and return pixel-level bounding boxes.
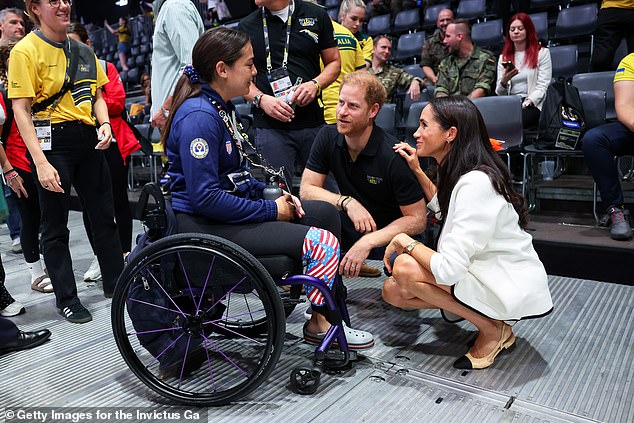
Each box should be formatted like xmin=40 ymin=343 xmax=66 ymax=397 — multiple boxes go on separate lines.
xmin=28 ymin=260 xmax=46 ymax=282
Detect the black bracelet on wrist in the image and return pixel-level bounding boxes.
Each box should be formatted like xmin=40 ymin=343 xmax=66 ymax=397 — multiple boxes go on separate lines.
xmin=100 ymin=121 xmax=112 ymax=129
xmin=3 ymin=168 xmax=16 ymax=176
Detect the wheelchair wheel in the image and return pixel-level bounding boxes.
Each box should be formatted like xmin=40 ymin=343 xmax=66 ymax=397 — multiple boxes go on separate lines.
xmin=112 ymin=233 xmax=285 ymax=406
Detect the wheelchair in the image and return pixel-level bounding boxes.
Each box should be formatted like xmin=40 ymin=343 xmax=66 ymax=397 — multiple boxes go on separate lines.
xmin=112 ymin=184 xmax=358 ymax=406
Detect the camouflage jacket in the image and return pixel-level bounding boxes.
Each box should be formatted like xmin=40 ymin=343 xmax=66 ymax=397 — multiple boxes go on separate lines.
xmin=369 ymin=62 xmax=422 ymax=101
xmin=435 ymin=45 xmax=497 ymax=97
xmin=420 ymin=31 xmax=449 ymax=75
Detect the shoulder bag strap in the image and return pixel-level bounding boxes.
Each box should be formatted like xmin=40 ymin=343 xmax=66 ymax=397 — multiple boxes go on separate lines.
xmin=32 ymin=38 xmax=81 ymax=114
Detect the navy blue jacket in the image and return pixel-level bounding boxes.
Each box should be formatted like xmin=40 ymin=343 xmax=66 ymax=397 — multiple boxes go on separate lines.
xmin=166 ymin=85 xmax=277 ymax=223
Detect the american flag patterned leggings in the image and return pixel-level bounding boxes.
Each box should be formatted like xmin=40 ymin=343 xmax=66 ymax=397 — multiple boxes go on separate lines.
xmin=301 ymin=226 xmax=340 ymax=306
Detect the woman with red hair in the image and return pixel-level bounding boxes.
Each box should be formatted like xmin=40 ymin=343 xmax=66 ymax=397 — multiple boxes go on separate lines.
xmin=495 ymin=13 xmax=551 ymax=128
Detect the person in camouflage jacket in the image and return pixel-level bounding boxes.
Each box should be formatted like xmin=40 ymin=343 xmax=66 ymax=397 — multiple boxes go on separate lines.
xmin=435 ymin=20 xmax=497 ymax=99
xmin=420 ymin=8 xmax=453 ymax=86
xmin=369 ymin=35 xmax=423 ymax=102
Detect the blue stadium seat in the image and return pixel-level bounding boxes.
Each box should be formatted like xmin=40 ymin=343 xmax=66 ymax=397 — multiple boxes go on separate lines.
xmin=529 ymin=12 xmax=549 ymax=44
xmin=403 ymin=64 xmax=425 ymax=79
xmin=572 ymin=71 xmax=616 ymax=120
xmin=393 ymin=9 xmax=421 ymax=34
xmin=393 ymin=32 xmax=426 ymax=63
xmin=472 ymin=19 xmax=503 ymax=52
xmin=325 ymin=0 xmax=340 ymax=8
xmin=456 ymin=0 xmax=486 ymax=21
xmin=549 ymin=44 xmax=578 ymax=80
xmin=327 ymin=8 xmax=339 ymax=21
xmin=367 ymin=14 xmax=391 ymax=36
xmin=553 ymin=3 xmax=598 ymax=39
xmin=375 ymin=103 xmax=397 ymax=135
xmin=135 ymin=55 xmax=147 ymax=68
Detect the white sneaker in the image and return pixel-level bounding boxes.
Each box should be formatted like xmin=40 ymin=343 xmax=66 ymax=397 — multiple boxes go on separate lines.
xmin=83 ymin=257 xmax=102 ymax=281
xmin=11 ymin=237 xmax=22 ymax=254
xmin=1 ymin=301 xmax=26 ymax=317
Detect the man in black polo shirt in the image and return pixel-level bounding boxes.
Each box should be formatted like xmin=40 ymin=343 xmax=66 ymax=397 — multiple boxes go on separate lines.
xmin=301 ymin=71 xmax=427 ymax=278
xmin=239 ymin=0 xmax=341 ymax=189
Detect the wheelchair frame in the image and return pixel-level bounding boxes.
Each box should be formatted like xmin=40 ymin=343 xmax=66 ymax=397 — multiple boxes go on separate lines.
xmin=111 ymin=184 xmax=357 ymax=406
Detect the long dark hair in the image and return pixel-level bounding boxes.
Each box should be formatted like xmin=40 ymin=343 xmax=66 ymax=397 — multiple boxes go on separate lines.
xmin=501 ymin=13 xmax=540 ymax=69
xmin=431 ymin=96 xmax=528 ymax=228
xmin=160 ymin=27 xmax=250 ymax=149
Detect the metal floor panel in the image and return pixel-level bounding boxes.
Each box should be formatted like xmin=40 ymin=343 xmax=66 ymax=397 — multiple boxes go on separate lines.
xmin=1 ymin=212 xmax=633 ymax=423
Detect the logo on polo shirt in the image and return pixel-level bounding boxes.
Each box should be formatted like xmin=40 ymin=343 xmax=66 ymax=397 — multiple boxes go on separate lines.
xmin=190 ymin=138 xmax=209 ymax=159
xmin=366 ymin=175 xmax=383 ymax=185
xmin=299 ymin=17 xmax=317 ymax=27
xmin=79 ymin=64 xmax=91 ymax=73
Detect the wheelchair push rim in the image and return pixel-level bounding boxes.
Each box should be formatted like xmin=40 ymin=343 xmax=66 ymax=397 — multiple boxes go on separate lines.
xmin=111 ymin=233 xmax=286 ymax=406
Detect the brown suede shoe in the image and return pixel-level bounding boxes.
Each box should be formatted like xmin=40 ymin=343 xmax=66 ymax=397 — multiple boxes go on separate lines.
xmin=359 ymin=263 xmax=381 ymax=278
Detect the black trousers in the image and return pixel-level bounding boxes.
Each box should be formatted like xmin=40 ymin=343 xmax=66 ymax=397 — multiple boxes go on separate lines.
xmin=591 ymin=8 xmax=634 ymax=72
xmin=176 ymin=200 xmax=341 ymax=263
xmin=82 ymin=142 xmax=133 ymax=253
xmin=13 ymin=167 xmax=41 ymax=263
xmin=33 ymin=122 xmax=124 ymax=308
xmin=0 ymin=315 xmax=19 ymax=348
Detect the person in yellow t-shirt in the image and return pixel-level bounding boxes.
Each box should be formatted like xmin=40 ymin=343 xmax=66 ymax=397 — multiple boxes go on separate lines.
xmin=590 ymin=0 xmax=634 ymax=71
xmin=322 ymin=20 xmax=366 ymax=124
xmin=339 ymin=0 xmax=373 ymax=66
xmin=9 ymin=0 xmax=124 ymax=323
xmin=105 ymin=17 xmax=132 ymax=71
xmin=581 ymin=53 xmax=634 ymax=240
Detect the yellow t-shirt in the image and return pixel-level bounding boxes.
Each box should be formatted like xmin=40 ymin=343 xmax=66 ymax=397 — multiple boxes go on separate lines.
xmin=601 ymin=1 xmax=634 ymax=9
xmin=118 ymin=25 xmax=132 ymax=44
xmin=8 ymin=31 xmax=108 ymax=125
xmin=614 ymin=53 xmax=634 ymax=83
xmin=322 ymin=21 xmax=366 ymax=124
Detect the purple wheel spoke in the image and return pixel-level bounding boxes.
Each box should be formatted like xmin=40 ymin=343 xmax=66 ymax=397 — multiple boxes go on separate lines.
xmin=200 ymin=331 xmax=216 ymax=391
xmin=128 ymin=297 xmax=190 ymax=316
xmin=145 ymin=332 xmax=184 ymax=369
xmin=204 ymin=276 xmax=247 ymax=315
xmin=202 ymin=307 xmax=267 ymax=325
xmin=147 ymin=268 xmax=188 ymax=318
xmin=176 ymin=335 xmax=192 ymax=389
xmin=202 ymin=333 xmax=248 ymax=377
xmin=128 ymin=327 xmax=180 ymax=336
xmin=208 ymin=321 xmax=265 ymax=345
xmin=177 ymin=252 xmax=196 ymax=309
xmin=195 ymin=256 xmax=216 ymax=313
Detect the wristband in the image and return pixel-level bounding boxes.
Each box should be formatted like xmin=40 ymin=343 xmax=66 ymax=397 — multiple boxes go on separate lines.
xmin=3 ymin=168 xmax=15 ymax=176
xmin=100 ymin=121 xmax=112 ymax=129
xmin=342 ymin=196 xmax=353 ymax=212
xmin=311 ymin=79 xmax=321 ymax=94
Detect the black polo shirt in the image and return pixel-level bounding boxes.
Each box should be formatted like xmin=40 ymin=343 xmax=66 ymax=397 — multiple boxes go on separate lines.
xmin=238 ymin=0 xmax=336 ymax=130
xmin=306 ymin=124 xmax=425 ymax=229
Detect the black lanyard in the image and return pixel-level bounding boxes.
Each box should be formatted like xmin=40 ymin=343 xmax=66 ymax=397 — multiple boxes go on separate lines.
xmin=209 ymin=96 xmax=289 ymax=189
xmin=262 ymin=0 xmax=294 ymax=74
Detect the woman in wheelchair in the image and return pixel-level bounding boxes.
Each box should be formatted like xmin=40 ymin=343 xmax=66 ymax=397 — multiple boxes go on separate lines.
xmin=160 ymin=27 xmax=374 ymax=350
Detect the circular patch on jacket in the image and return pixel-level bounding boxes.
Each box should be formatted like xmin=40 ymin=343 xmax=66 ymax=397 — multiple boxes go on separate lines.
xmin=190 ymin=138 xmax=209 ymax=159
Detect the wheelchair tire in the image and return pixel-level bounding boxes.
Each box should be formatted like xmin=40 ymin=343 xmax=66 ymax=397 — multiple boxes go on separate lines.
xmin=112 ymin=233 xmax=286 ymax=406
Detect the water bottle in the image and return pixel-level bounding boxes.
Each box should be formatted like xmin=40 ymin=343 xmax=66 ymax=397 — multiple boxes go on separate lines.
xmin=262 ymin=175 xmax=283 ymax=200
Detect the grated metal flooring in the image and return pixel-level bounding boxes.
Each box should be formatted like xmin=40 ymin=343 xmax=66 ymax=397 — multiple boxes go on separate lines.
xmin=0 ymin=212 xmax=632 ymax=423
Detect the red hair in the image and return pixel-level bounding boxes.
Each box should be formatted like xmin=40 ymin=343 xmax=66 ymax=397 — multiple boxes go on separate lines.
xmin=501 ymin=13 xmax=540 ymax=69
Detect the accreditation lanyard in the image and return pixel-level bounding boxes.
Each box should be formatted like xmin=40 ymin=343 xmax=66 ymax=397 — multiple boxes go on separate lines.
xmin=209 ymin=97 xmax=289 ymax=189
xmin=262 ymin=0 xmax=294 ymax=74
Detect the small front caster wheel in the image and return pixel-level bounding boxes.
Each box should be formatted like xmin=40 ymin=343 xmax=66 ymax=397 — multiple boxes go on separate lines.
xmin=290 ymin=367 xmax=321 ymax=395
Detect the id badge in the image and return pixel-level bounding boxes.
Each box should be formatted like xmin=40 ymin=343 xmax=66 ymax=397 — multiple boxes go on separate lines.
xmin=33 ymin=118 xmax=52 ymax=151
xmin=268 ymin=67 xmax=293 ymax=102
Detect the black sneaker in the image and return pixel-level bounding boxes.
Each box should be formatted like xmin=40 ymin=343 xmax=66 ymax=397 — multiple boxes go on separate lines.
xmin=608 ymin=206 xmax=633 ymax=241
xmin=59 ymin=303 xmax=93 ymax=324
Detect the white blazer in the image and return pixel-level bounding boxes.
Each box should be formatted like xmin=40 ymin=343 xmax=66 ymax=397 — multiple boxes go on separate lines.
xmin=495 ymin=47 xmax=552 ymax=110
xmin=429 ymin=171 xmax=553 ymax=321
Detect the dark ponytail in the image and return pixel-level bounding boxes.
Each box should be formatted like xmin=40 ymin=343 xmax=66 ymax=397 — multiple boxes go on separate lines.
xmin=160 ymin=27 xmax=250 ymax=151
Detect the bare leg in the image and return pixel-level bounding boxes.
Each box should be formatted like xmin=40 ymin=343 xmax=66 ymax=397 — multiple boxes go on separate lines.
xmin=388 ymin=254 xmax=510 ymax=359
xmin=119 ymin=52 xmax=129 ymax=71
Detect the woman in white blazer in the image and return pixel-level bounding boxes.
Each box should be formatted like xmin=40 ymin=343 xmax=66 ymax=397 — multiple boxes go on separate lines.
xmin=496 ymin=13 xmax=552 ymax=128
xmin=384 ymin=97 xmax=553 ymax=370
